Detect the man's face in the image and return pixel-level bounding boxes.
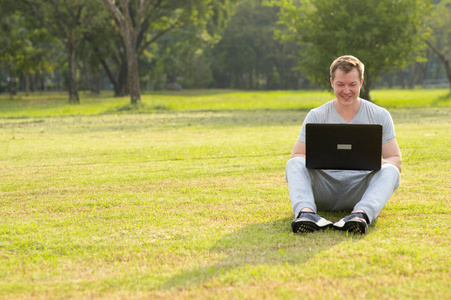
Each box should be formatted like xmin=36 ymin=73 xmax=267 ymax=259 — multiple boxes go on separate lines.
xmin=330 ymin=68 xmax=363 ymax=106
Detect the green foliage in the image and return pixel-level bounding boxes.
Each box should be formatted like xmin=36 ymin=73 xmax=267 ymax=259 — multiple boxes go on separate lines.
xmin=424 ymin=0 xmax=451 ymax=88
xmin=271 ymin=0 xmax=432 ymax=99
xmin=96 ymin=0 xmax=237 ymax=96
xmin=2 ymin=0 xmax=451 ymax=97
xmin=20 ymin=0 xmax=105 ymax=102
xmin=211 ymin=0 xmax=303 ymax=89
xmin=0 ymin=9 xmax=57 ymax=95
xmin=142 ymin=26 xmax=219 ymax=90
xmin=426 ymin=0 xmax=451 ymax=52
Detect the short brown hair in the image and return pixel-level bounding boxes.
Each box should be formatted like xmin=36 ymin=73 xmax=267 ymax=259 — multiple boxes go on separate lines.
xmin=330 ymin=55 xmax=364 ymax=81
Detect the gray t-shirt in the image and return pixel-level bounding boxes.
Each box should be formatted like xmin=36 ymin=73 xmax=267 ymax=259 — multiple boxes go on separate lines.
xmin=298 ymin=99 xmax=396 ymax=144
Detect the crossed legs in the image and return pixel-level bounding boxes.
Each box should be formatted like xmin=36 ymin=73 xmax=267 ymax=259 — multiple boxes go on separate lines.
xmin=286 ymin=157 xmax=400 ymax=231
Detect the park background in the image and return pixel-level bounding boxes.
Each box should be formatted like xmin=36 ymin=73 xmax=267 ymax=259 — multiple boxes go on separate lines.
xmin=1 ymin=0 xmax=450 ymax=101
xmin=0 ymin=0 xmax=450 ymax=299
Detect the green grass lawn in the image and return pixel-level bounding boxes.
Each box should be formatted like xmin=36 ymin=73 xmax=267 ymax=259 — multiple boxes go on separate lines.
xmin=0 ymin=89 xmax=450 ymax=299
xmin=1 ymin=88 xmax=450 ymax=117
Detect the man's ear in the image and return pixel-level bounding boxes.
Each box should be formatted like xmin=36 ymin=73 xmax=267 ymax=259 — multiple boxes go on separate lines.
xmin=330 ymin=77 xmax=334 ymax=87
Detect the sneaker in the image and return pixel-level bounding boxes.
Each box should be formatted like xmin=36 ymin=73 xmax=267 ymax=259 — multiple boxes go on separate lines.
xmin=291 ymin=212 xmax=333 ymax=233
xmin=333 ymin=212 xmax=369 ymax=234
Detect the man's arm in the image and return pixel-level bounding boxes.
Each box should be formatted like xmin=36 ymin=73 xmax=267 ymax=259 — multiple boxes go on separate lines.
xmin=382 ymin=138 xmax=402 ymax=172
xmin=290 ymin=141 xmax=306 ymax=158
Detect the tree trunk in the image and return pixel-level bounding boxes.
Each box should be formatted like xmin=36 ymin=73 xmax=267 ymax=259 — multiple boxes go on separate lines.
xmin=360 ymin=72 xmax=372 ymax=101
xmin=116 ymin=59 xmax=128 ymax=97
xmin=67 ymin=31 xmax=80 ymax=103
xmin=441 ymin=58 xmax=451 ymax=91
xmin=425 ymin=39 xmax=451 ymax=91
xmin=96 ymin=51 xmax=128 ymax=96
xmin=445 ymin=61 xmax=451 ymax=91
xmin=123 ymin=29 xmax=141 ymax=104
xmin=102 ymin=0 xmax=145 ymax=103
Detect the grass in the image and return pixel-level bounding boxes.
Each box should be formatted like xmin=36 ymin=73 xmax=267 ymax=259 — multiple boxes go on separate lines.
xmin=0 ymin=89 xmax=450 ymax=299
xmin=1 ymin=88 xmax=450 ymax=118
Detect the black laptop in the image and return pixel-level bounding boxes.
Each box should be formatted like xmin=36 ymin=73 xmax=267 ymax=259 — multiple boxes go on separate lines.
xmin=305 ymin=123 xmax=382 ymax=170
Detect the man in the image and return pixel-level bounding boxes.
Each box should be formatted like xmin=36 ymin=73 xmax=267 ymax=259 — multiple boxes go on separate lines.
xmin=286 ymin=55 xmax=402 ymax=234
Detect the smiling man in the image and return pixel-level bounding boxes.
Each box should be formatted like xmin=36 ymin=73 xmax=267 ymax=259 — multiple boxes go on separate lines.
xmin=286 ymin=55 xmax=402 ymax=234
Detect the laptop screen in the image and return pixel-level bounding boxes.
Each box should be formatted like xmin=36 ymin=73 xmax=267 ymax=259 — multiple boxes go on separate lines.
xmin=305 ymin=123 xmax=382 ymax=170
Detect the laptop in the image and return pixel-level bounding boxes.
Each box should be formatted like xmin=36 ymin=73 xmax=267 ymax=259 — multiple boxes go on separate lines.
xmin=305 ymin=123 xmax=382 ymax=170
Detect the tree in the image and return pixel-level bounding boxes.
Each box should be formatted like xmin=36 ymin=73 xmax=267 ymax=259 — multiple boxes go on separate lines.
xmin=24 ymin=0 xmax=102 ymax=103
xmin=0 ymin=8 xmax=56 ymax=96
xmin=101 ymin=0 xmax=144 ymax=104
xmin=424 ymin=0 xmax=451 ymax=91
xmin=101 ymin=0 xmax=236 ymax=104
xmin=271 ymin=0 xmax=431 ymax=99
xmin=211 ymin=0 xmax=303 ymax=89
xmin=143 ymin=25 xmax=219 ymax=90
xmin=82 ymin=12 xmax=129 ymax=97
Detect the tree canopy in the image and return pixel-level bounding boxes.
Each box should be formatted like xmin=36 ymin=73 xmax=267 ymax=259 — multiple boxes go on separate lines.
xmin=211 ymin=0 xmax=302 ymax=89
xmin=22 ymin=0 xmax=103 ymax=103
xmin=101 ymin=0 xmax=236 ymax=104
xmin=270 ymin=0 xmax=432 ymax=99
xmin=0 ymin=10 xmax=54 ymax=95
xmin=424 ymin=0 xmax=451 ymax=90
xmin=0 ymin=0 xmax=449 ymax=101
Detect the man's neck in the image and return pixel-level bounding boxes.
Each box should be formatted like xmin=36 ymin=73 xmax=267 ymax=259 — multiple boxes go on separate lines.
xmin=333 ymin=98 xmax=361 ymax=122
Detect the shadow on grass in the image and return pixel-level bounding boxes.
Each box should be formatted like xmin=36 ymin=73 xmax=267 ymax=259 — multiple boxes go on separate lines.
xmin=101 ymin=107 xmax=451 ymax=132
xmin=142 ymin=89 xmax=240 ymax=97
xmin=116 ymin=103 xmax=170 ymax=112
xmin=162 ymin=213 xmax=365 ymax=290
xmin=432 ymin=91 xmax=451 ymax=106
